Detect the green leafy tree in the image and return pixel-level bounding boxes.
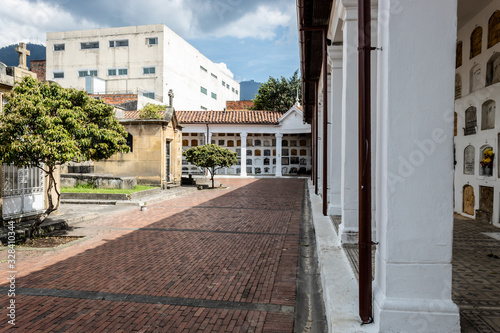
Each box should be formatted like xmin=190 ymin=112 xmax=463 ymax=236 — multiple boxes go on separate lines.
xmin=183 ymin=144 xmax=237 ymax=188
xmin=252 ymin=69 xmax=301 ymax=113
xmin=0 ymin=76 xmax=130 ymax=238
xmin=139 ymin=103 xmax=166 ymax=119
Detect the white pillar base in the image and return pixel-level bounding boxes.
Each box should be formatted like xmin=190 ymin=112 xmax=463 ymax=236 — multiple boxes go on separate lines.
xmin=374 ymin=286 xmax=460 ymax=333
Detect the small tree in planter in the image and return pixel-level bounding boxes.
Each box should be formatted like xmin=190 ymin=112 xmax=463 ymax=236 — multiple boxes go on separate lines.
xmin=183 ymin=144 xmax=238 ymax=188
xmin=0 ymin=77 xmax=130 ymax=239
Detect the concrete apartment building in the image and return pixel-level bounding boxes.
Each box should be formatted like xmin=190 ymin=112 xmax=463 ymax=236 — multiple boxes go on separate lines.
xmin=45 ymin=24 xmax=240 ymax=110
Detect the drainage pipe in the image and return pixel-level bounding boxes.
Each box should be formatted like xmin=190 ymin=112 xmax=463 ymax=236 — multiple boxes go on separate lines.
xmin=358 ymin=0 xmax=373 ymax=324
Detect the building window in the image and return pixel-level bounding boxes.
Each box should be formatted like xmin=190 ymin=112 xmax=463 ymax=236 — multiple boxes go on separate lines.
xmin=78 ymin=70 xmax=98 ymax=77
xmin=222 ymin=80 xmax=225 ymax=86
xmin=147 ymin=37 xmax=158 ymax=45
xmin=143 ymin=91 xmax=155 ymax=99
xmin=109 ymin=40 xmax=129 ymax=47
xmin=232 ymin=87 xmax=235 ymax=92
xmin=236 ymin=90 xmax=238 ymax=94
xmin=108 ymin=68 xmax=128 ymax=76
xmin=80 ymin=41 xmax=99 ymax=49
xmin=143 ymin=67 xmax=156 ymax=75
xmin=200 ymin=65 xmax=207 ymax=72
xmin=201 ymin=106 xmax=207 ymax=110
xmin=52 ymin=71 xmax=64 ymax=79
xmin=126 ymin=133 xmax=133 ymax=153
xmin=53 ymin=44 xmax=65 ymax=51
xmin=226 ymin=83 xmax=230 ymax=89
xmin=201 ymin=86 xmax=207 ymax=95
xmin=211 ymin=92 xmax=217 ymax=99
xmin=211 ymin=73 xmax=217 ymax=79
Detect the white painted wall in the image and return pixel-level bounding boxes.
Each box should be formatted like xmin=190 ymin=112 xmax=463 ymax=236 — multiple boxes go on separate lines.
xmin=46 ymin=24 xmax=239 ymax=110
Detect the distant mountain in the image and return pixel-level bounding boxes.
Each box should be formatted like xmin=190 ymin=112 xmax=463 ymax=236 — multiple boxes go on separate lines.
xmin=0 ymin=43 xmax=46 ymax=68
xmin=240 ymin=80 xmax=261 ymax=101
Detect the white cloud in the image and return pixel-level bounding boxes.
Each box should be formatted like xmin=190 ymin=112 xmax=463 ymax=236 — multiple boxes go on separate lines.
xmin=0 ymin=0 xmax=99 ymax=47
xmin=207 ymin=4 xmax=294 ymax=40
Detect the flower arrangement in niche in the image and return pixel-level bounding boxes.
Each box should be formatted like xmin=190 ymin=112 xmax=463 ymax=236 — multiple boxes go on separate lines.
xmin=480 ymin=148 xmax=495 ymax=168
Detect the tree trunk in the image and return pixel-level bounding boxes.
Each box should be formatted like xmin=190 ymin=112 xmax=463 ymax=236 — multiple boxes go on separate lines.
xmin=28 ymin=165 xmax=60 ymax=240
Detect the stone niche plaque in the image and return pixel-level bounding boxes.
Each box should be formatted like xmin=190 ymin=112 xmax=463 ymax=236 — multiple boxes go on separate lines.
xmin=464 ymin=145 xmax=475 ymax=175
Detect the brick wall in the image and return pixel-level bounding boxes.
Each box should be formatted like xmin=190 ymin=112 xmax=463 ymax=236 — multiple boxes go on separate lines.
xmin=30 ymin=60 xmax=46 ymax=81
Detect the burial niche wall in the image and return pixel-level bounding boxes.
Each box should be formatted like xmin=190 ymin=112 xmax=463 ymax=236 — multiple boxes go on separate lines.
xmin=481 ymin=100 xmax=496 ymax=130
xmin=463 ymin=184 xmax=475 ymax=216
xmin=464 ymin=106 xmax=477 ymax=135
xmin=464 ymin=145 xmax=475 ymax=175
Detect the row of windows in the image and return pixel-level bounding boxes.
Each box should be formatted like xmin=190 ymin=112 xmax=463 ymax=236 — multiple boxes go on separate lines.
xmin=53 ymin=37 xmax=158 ymax=51
xmin=200 ymin=68 xmax=238 ymax=95
xmin=221 ymin=80 xmax=238 ymax=95
xmin=200 ymin=86 xmax=217 ymax=99
xmin=52 ymin=66 xmax=156 ymax=79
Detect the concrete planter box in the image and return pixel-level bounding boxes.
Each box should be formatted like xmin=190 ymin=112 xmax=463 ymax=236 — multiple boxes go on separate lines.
xmin=61 ymin=174 xmax=137 ymax=189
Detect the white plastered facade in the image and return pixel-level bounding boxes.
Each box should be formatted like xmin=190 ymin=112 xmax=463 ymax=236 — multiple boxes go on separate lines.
xmin=46 ymin=24 xmax=240 ymax=110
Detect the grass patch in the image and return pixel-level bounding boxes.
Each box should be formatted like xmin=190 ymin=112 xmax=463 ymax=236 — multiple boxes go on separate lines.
xmin=61 ymin=185 xmax=158 ymax=194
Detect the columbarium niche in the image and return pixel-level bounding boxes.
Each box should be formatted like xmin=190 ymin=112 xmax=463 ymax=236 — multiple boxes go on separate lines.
xmin=477 ymin=186 xmax=494 ymax=224
xmin=464 ymin=106 xmax=477 ymax=136
xmin=481 ymin=100 xmax=496 ymax=130
xmin=464 ymin=145 xmax=475 ymax=175
xmin=479 ymin=145 xmax=494 ymax=177
xmin=487 ymin=53 xmax=500 ymax=87
xmin=463 ymin=184 xmax=475 ymax=216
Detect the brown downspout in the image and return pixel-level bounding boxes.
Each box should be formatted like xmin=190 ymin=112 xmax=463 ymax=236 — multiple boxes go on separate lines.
xmin=322 ymin=28 xmax=328 ymax=216
xmin=358 ymin=0 xmax=373 ymax=324
xmin=314 ymin=81 xmax=319 ymax=195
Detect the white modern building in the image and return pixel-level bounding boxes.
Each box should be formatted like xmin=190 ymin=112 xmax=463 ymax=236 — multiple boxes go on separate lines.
xmin=45 ymin=24 xmax=240 ymax=110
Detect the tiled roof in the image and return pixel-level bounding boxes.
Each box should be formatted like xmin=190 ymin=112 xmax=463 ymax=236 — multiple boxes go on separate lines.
xmin=176 ymin=110 xmax=283 ymax=124
xmin=226 ymin=100 xmax=254 ymax=110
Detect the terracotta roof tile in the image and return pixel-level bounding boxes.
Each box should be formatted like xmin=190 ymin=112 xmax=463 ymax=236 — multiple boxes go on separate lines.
xmin=176 ymin=110 xmax=283 ymax=125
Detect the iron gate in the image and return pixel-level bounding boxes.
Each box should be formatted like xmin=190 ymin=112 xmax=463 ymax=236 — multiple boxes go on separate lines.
xmin=166 ymin=140 xmax=171 ymax=182
xmin=2 ymin=164 xmax=45 ymax=220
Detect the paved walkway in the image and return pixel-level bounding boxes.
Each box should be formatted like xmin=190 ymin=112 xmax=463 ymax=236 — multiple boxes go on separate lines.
xmin=0 ymin=179 xmax=313 ymax=332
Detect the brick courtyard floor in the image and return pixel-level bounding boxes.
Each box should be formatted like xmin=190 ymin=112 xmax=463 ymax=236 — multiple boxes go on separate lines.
xmin=453 ymin=214 xmax=500 ymax=333
xmin=0 ymin=178 xmax=305 ymax=332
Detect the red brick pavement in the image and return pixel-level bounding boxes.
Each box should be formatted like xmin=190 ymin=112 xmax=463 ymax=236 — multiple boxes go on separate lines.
xmin=0 ymin=178 xmax=304 ymax=332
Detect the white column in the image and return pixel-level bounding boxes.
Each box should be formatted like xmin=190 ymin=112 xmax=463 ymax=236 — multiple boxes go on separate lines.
xmin=327 ymin=45 xmax=343 ymax=216
xmin=339 ymin=5 xmax=359 ymax=244
xmin=207 ymin=129 xmax=212 ymax=145
xmin=240 ymin=132 xmax=247 ymax=177
xmin=373 ymin=0 xmax=460 ymax=331
xmin=275 ymin=133 xmax=283 ymax=176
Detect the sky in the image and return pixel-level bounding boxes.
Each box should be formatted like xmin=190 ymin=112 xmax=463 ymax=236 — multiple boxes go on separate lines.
xmin=0 ymin=0 xmax=300 ymax=83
